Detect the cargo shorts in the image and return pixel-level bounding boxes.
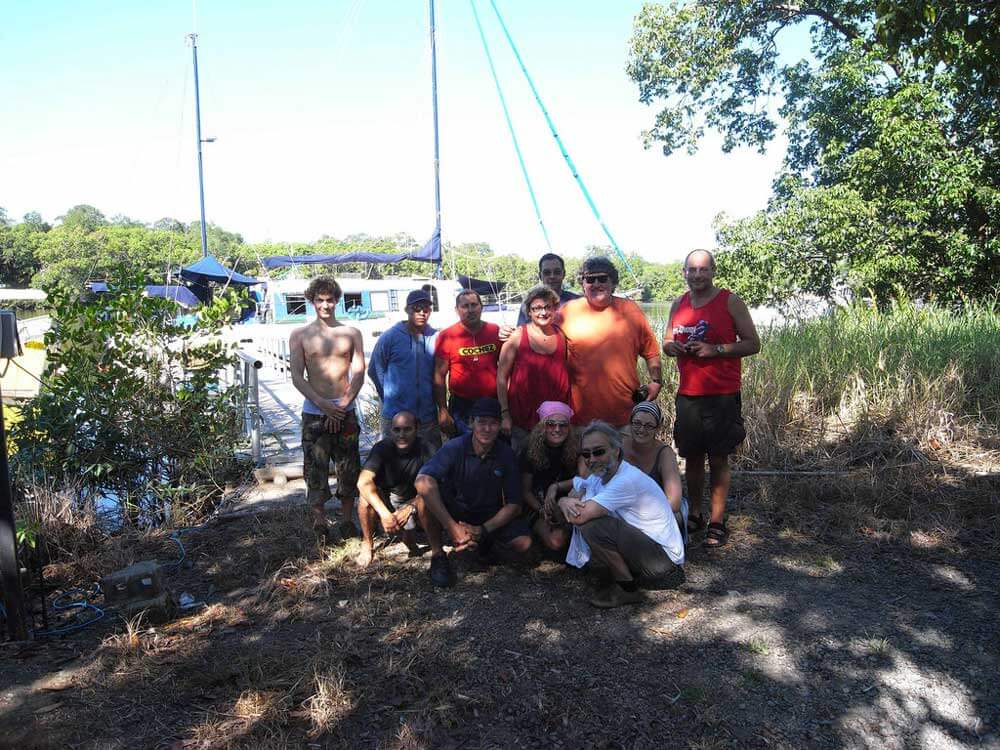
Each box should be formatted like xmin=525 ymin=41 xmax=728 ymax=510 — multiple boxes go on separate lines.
xmin=301 ymin=411 xmax=361 ymax=506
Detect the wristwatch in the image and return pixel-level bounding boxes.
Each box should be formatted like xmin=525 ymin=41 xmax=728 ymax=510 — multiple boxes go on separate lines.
xmin=715 ymin=344 xmax=725 ymax=355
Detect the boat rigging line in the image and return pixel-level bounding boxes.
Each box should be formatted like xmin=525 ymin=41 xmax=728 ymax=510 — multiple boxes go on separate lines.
xmin=469 ymin=0 xmax=553 ymax=255
xmin=485 ymin=0 xmax=638 ymax=289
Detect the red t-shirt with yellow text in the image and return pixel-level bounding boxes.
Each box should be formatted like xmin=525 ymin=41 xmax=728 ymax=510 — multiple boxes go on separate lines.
xmin=434 ymin=321 xmax=501 ymax=400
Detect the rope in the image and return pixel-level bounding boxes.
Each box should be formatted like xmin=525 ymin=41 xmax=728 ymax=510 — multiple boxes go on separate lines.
xmin=469 ymin=0 xmax=553 ymax=253
xmin=487 ymin=0 xmax=638 ymax=286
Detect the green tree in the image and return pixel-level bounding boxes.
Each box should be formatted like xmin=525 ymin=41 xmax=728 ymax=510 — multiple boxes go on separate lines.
xmin=58 ymin=204 xmax=108 ymax=232
xmin=153 ymin=217 xmax=186 ymax=233
xmin=33 ymin=224 xmax=201 ymax=291
xmin=187 ymin=221 xmax=245 ymax=258
xmin=22 ymin=212 xmax=50 ymax=231
xmin=628 ymin=1 xmax=1000 ymax=305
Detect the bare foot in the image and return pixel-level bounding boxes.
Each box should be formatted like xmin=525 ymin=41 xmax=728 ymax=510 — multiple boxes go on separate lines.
xmin=355 ymin=546 xmax=374 ymax=568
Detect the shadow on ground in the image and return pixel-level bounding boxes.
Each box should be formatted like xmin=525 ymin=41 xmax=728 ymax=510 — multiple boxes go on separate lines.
xmin=1 ymin=472 xmax=998 ymax=749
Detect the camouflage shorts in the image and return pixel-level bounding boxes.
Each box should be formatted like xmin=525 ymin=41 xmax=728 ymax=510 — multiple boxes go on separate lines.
xmin=301 ymin=411 xmax=361 ymax=506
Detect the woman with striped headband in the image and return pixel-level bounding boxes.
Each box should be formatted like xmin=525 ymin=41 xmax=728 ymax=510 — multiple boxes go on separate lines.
xmin=623 ymin=401 xmax=689 ymax=543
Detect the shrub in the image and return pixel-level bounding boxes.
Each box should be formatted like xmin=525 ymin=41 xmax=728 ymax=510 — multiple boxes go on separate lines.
xmin=11 ymin=271 xmax=248 ymax=526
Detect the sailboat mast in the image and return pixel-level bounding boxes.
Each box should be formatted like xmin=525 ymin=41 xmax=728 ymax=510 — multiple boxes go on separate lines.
xmin=189 ymin=33 xmax=210 ymax=258
xmin=429 ymin=0 xmax=448 ymax=277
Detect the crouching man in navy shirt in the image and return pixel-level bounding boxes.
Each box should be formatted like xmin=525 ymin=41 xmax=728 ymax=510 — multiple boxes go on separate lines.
xmin=414 ymin=397 xmax=533 ymax=587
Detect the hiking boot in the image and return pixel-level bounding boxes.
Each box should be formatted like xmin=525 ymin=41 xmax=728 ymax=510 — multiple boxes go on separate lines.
xmin=429 ymin=554 xmax=452 ymax=588
xmin=589 ymin=583 xmax=644 ymax=609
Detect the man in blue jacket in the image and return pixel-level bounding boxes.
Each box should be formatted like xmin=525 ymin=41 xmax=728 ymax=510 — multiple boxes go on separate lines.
xmin=368 ymin=289 xmax=441 ymax=448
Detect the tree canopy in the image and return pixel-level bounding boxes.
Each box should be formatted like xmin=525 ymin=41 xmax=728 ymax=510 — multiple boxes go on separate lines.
xmin=628 ymin=1 xmax=999 ymax=306
xmin=0 ymin=206 xmax=686 ymax=302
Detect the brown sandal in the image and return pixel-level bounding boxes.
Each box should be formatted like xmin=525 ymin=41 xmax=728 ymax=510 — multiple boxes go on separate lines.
xmin=703 ymin=521 xmax=728 ymax=548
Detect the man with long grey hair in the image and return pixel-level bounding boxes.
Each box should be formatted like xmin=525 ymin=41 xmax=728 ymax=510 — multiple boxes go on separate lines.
xmin=546 ymin=420 xmax=685 ymax=607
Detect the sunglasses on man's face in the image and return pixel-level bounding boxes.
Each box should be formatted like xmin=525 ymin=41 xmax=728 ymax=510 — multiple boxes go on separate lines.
xmin=583 ymin=274 xmax=610 ymax=285
xmin=579 ymin=447 xmax=608 ymax=459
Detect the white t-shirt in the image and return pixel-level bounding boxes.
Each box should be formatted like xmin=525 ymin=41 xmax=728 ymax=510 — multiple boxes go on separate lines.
xmin=566 ymin=460 xmax=685 ymax=568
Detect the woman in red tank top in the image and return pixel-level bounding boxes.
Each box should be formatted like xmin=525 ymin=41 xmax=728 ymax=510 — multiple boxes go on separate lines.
xmin=497 ymin=286 xmax=571 ymax=437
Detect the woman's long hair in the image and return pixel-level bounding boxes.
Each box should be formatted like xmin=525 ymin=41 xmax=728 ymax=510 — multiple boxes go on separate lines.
xmin=525 ymin=420 xmax=580 ymax=474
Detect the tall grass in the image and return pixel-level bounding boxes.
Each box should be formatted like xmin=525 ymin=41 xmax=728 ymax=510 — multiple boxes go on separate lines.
xmin=652 ymin=300 xmax=999 ymax=549
xmin=743 ymin=300 xmax=999 ymax=467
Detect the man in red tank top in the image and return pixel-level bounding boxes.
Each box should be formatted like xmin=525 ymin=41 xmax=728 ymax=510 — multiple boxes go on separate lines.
xmin=664 ymin=250 xmax=760 ymax=549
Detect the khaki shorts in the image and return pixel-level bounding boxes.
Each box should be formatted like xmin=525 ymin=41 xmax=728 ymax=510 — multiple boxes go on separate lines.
xmin=302 ymin=411 xmax=361 ymax=506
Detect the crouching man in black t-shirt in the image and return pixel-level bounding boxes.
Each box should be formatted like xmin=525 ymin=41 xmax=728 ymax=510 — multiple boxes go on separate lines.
xmin=355 ymin=410 xmax=436 ymax=567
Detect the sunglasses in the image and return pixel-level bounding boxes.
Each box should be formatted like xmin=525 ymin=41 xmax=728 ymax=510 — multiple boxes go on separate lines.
xmin=579 ymin=447 xmax=608 ymax=459
xmin=529 ymin=304 xmax=555 ymax=313
xmin=583 ymin=274 xmax=610 ymax=284
xmin=544 ymin=420 xmax=569 ymax=430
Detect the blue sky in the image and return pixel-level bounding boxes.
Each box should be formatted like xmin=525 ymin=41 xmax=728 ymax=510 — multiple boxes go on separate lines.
xmin=1 ymin=1 xmax=788 ymax=264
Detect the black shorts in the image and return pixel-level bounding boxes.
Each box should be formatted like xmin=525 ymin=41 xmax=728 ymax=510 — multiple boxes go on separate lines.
xmin=674 ymin=393 xmax=746 ymax=458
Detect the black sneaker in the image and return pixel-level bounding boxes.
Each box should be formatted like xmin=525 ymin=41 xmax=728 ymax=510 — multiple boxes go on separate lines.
xmin=429 ymin=554 xmax=452 ymax=588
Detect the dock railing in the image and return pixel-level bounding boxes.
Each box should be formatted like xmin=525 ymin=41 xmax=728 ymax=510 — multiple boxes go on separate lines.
xmin=252 ymin=336 xmax=291 ymax=381
xmin=229 ymin=350 xmax=263 ymax=466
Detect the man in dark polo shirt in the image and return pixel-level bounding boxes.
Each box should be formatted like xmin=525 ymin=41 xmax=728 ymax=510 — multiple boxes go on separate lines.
xmin=355 ymin=410 xmax=436 ymax=568
xmin=414 ymin=397 xmax=533 ymax=587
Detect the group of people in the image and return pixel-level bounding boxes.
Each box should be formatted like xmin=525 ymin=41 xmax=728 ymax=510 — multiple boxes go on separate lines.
xmin=289 ymin=250 xmax=760 ymax=607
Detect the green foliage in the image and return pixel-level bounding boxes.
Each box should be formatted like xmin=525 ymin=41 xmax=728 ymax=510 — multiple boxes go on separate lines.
xmin=628 ymin=1 xmax=1000 ymax=306
xmin=3 ymin=204 xmax=688 ymax=302
xmin=33 ymin=225 xmax=202 ymax=291
xmin=876 ymin=2 xmax=1000 ymax=92
xmin=11 ymin=270 xmax=246 ymax=519
xmin=58 ymin=204 xmax=108 ymax=232
xmin=15 ymin=519 xmax=39 ymax=550
xmin=1 ymin=220 xmax=46 ymax=287
xmin=752 ymin=299 xmax=1000 ymax=422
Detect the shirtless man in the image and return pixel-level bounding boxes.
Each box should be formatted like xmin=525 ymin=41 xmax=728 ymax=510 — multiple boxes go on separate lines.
xmin=289 ymin=276 xmax=366 ymax=541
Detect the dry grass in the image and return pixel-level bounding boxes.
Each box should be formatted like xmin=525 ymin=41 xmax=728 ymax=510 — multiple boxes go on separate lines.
xmin=647 ymin=301 xmax=1000 ymax=552
xmin=303 ymin=664 xmax=353 ymax=738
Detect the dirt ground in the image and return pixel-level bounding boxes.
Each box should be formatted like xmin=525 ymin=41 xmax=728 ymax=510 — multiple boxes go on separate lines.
xmin=2 ymin=482 xmax=998 ymax=750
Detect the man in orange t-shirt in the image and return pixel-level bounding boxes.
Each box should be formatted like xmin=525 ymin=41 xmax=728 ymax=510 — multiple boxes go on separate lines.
xmin=555 ymin=257 xmax=663 ymax=428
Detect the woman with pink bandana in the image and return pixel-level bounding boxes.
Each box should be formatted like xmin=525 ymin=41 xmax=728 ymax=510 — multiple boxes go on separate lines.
xmin=519 ymin=401 xmax=582 ymax=553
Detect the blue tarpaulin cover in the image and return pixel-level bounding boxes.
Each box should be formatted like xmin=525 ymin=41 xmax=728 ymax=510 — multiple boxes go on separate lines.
xmin=145 ymin=285 xmax=201 ymax=308
xmin=180 ymin=255 xmax=258 ymax=286
xmin=457 ymin=275 xmax=506 ymax=295
xmin=261 ymin=229 xmax=442 ymax=270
